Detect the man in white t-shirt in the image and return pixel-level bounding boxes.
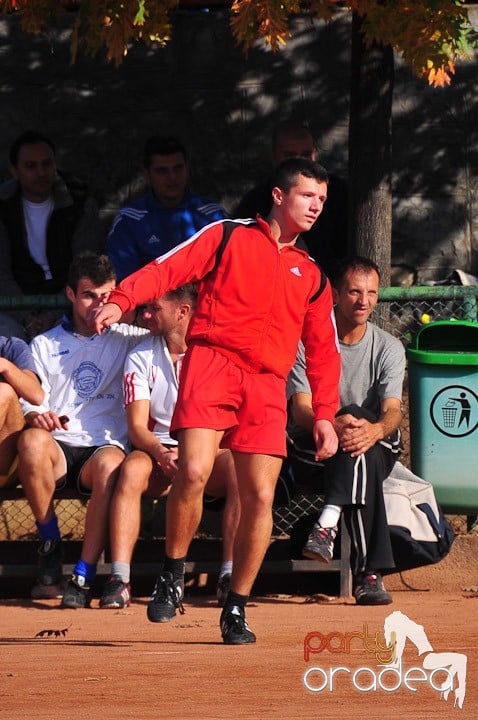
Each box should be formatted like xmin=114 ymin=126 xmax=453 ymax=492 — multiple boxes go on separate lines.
xmin=18 ymin=253 xmax=147 ymax=606
xmin=99 ymin=284 xmax=239 ymax=610
xmin=287 ymin=256 xmax=406 ymax=605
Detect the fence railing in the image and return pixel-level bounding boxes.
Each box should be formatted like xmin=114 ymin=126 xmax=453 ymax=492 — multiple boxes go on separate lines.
xmin=2 ymin=285 xmax=477 ymax=315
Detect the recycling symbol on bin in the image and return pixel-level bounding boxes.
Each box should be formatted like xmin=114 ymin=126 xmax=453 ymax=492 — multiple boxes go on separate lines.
xmin=430 ymin=385 xmax=478 ymax=438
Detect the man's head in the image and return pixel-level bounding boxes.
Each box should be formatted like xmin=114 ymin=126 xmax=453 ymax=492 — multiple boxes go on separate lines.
xmin=141 ymin=283 xmax=197 ymax=338
xmin=269 ymin=157 xmax=328 ymax=235
xmin=143 ymin=136 xmax=188 ymax=208
xmin=66 ymin=253 xmax=117 ymax=335
xmin=330 ymin=256 xmax=380 ymax=330
xmin=9 ymin=130 xmax=57 ymax=203
xmin=271 ymin=122 xmax=317 ymax=167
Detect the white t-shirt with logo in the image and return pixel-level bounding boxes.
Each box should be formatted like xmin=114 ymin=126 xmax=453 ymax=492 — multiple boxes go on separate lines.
xmin=22 ymin=320 xmax=149 ymax=449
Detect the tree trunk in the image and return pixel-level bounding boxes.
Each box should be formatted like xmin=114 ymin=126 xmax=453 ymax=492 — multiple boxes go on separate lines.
xmin=348 ymin=11 xmax=394 ymax=287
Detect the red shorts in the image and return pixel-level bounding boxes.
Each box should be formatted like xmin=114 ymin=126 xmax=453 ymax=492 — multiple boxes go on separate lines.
xmin=171 ymin=344 xmax=287 ymax=456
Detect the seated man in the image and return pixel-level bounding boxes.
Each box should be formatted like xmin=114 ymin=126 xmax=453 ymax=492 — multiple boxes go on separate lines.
xmin=287 ymin=256 xmax=405 ymax=605
xmin=17 ymin=253 xmax=147 ymax=606
xmin=100 ymin=284 xmax=240 ymax=610
xmin=0 ymin=336 xmax=44 ymax=488
xmin=0 ymin=130 xmax=103 ymax=338
xmin=234 ymin=121 xmax=348 ymax=276
xmin=107 ymin=136 xmax=227 ymax=281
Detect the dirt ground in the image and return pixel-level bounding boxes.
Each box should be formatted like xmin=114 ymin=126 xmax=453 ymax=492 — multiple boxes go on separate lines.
xmin=1 ymin=556 xmax=477 ymax=720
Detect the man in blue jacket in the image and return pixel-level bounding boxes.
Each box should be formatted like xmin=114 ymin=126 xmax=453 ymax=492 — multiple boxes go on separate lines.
xmin=107 ymin=136 xmax=227 ymax=280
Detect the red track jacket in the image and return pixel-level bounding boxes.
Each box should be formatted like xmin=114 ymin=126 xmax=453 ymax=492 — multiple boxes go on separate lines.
xmin=108 ymin=218 xmax=340 ymax=423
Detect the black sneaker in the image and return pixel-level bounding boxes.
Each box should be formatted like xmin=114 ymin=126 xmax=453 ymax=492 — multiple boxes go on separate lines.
xmin=37 ymin=538 xmax=63 ymax=585
xmin=220 ymin=605 xmax=256 ymax=645
xmin=354 ymin=571 xmax=393 ymax=606
xmin=61 ymin=574 xmax=93 ymax=609
xmin=216 ymin=573 xmax=231 ymax=608
xmin=99 ymin=574 xmax=132 ymax=609
xmin=302 ymin=523 xmax=337 ymax=562
xmin=147 ymin=572 xmax=185 ymax=623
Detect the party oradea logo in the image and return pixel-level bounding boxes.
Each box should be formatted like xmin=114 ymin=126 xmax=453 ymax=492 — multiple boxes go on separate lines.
xmin=303 ymin=610 xmax=467 ymax=709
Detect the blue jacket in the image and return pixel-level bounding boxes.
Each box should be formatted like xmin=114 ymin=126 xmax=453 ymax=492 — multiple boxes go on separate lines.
xmin=107 ymin=188 xmax=227 ymax=280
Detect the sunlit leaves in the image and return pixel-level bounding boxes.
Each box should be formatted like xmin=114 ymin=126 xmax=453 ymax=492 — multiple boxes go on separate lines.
xmin=230 ymin=0 xmax=300 ymax=52
xmin=1 ymin=0 xmax=477 ymax=84
xmin=230 ymin=0 xmax=477 ymax=86
xmin=2 ymin=0 xmax=176 ymax=66
xmin=347 ymin=0 xmax=476 ymax=87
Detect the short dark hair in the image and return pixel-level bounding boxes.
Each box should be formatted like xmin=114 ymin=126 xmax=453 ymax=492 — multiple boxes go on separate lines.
xmin=272 ymin=121 xmax=315 ymax=150
xmin=164 ymin=283 xmax=198 ymax=309
xmin=271 ymin=157 xmax=328 ymax=194
xmin=67 ymin=253 xmax=116 ymax=293
xmin=143 ymin=136 xmax=187 ymax=169
xmin=329 ymin=255 xmax=381 ymax=289
xmin=9 ymin=130 xmax=56 ymax=167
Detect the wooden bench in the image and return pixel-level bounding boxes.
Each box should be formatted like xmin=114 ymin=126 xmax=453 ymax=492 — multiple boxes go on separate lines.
xmin=0 ymin=486 xmax=352 ymax=597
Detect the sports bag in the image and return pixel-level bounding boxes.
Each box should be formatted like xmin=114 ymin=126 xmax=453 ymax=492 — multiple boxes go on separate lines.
xmin=383 ymin=461 xmax=455 ymax=573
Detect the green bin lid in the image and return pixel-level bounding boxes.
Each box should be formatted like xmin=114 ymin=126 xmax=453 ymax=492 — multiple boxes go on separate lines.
xmin=407 ymin=319 xmax=478 ymax=366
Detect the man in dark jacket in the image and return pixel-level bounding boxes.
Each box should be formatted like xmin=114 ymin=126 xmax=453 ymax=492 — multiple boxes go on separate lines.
xmin=235 ymin=121 xmax=348 ymax=276
xmin=0 ymin=130 xmax=103 ymax=337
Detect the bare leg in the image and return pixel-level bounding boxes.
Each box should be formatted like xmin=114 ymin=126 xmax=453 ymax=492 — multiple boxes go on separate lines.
xmin=206 ymin=449 xmax=240 ymax=563
xmin=109 ymin=450 xmax=169 ymax=563
xmin=79 ymin=446 xmax=125 ymax=564
xmin=230 ymin=452 xmax=282 ymax=596
xmin=0 ymin=385 xmax=24 ymax=478
xmin=18 ymin=428 xmax=67 ymax=594
xmin=165 ymin=428 xmax=222 ymax=558
xmin=17 ymin=428 xmax=65 ymax=522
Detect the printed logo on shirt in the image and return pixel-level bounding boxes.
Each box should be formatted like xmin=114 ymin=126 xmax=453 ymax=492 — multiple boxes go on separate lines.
xmin=147 ymin=234 xmax=161 ymax=245
xmin=290 ymin=266 xmax=302 ymax=277
xmin=51 ymin=350 xmax=70 ymax=357
xmin=72 ymin=361 xmax=103 ymax=399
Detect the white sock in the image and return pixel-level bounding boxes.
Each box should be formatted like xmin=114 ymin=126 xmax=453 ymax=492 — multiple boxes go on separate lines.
xmin=319 ymin=504 xmax=341 ymax=529
xmin=219 ymin=560 xmax=233 ymax=580
xmin=111 ymin=561 xmax=130 ymax=583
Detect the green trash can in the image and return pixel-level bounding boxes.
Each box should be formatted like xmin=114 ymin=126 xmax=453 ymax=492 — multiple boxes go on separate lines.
xmin=407 ymin=319 xmax=478 ymax=512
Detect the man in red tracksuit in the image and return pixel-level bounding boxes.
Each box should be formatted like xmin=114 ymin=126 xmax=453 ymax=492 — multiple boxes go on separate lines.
xmin=92 ymin=157 xmax=341 ymax=645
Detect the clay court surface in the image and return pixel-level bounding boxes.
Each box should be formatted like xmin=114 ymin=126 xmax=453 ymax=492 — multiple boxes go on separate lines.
xmin=1 ymin=580 xmax=476 ymax=720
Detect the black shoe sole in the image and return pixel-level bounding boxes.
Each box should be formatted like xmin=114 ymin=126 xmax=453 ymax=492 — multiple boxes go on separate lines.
xmin=355 ymin=594 xmax=393 ymax=606
xmin=222 ymin=633 xmax=256 ymax=645
xmin=302 ymin=547 xmax=332 ymax=563
xmin=147 ymin=605 xmax=176 ymax=623
xmin=99 ymin=601 xmax=130 ymax=609
xmin=61 ymin=599 xmax=91 ymax=609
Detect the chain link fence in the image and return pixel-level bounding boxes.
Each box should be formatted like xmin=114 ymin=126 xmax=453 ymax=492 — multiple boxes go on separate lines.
xmin=1 ymin=287 xmax=477 ymax=543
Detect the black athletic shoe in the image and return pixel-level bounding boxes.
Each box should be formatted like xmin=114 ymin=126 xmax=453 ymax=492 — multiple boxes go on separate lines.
xmin=61 ymin=574 xmax=93 ymax=609
xmin=37 ymin=538 xmax=63 ymax=586
xmin=216 ymin=573 xmax=231 ymax=608
xmin=99 ymin=574 xmax=132 ymax=609
xmin=354 ymin=571 xmax=393 ymax=606
xmin=220 ymin=605 xmax=256 ymax=645
xmin=302 ymin=523 xmax=337 ymax=563
xmin=147 ymin=572 xmax=184 ymax=623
